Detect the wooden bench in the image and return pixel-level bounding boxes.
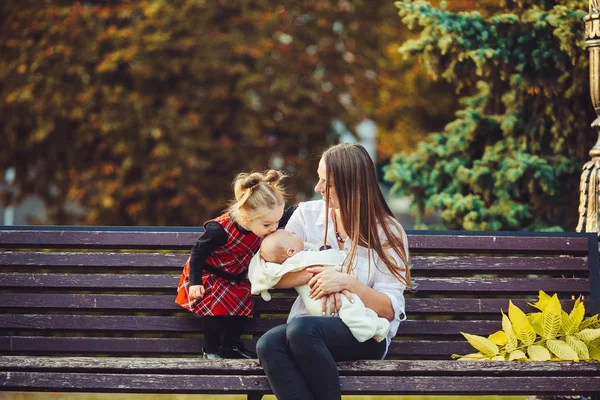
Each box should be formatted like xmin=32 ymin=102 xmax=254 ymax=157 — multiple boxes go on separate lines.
xmin=1 ymin=227 xmax=599 ymax=399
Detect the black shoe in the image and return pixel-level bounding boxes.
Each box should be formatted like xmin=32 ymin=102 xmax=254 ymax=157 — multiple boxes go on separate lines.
xmin=219 ymin=343 xmax=257 ymax=359
xmin=201 ymin=348 xmax=221 ymax=359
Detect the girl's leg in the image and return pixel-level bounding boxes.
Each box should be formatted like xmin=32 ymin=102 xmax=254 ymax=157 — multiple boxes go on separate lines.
xmin=221 ymin=316 xmax=246 ymax=348
xmin=203 ymin=316 xmax=225 ymax=355
xmin=221 ymin=316 xmax=256 ymax=358
xmin=286 ymin=316 xmax=386 ymax=400
xmin=256 ymin=324 xmax=316 ymax=400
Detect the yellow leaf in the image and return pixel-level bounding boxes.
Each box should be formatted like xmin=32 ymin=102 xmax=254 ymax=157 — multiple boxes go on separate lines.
xmin=563 ymin=300 xmax=585 ymax=335
xmin=488 ymin=331 xmax=507 ymax=346
xmin=565 ymin=335 xmax=590 ymax=361
xmin=509 ymin=300 xmax=537 ymax=346
xmin=528 ymin=290 xmax=551 ymax=311
xmin=547 ymin=339 xmax=579 ymax=361
xmin=455 ymin=352 xmax=486 ymax=361
xmin=528 ymin=313 xmax=544 ymax=337
xmin=489 ymin=355 xmax=505 ymax=361
xmin=589 ymin=341 xmax=600 ymax=361
xmin=527 ymin=345 xmax=551 ymax=361
xmin=580 ymin=315 xmax=600 ymax=331
xmin=561 ymin=310 xmax=569 ymax=329
xmin=508 ymin=349 xmax=527 ymax=361
xmin=502 ymin=311 xmax=518 ymax=352
xmin=541 ymin=294 xmax=562 ymax=339
xmin=461 ymin=332 xmax=499 ymax=356
xmin=575 ymin=328 xmax=600 ymax=342
xmin=573 ymin=295 xmax=582 ymax=310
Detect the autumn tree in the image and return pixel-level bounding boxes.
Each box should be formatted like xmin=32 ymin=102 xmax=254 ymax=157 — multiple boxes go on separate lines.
xmin=1 ymin=0 xmax=455 ymax=225
xmin=385 ymin=0 xmax=595 ymax=230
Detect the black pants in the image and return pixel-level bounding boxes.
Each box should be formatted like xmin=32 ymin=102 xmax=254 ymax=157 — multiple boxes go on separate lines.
xmin=203 ymin=316 xmax=246 ymax=353
xmin=256 ymin=316 xmax=386 ymax=400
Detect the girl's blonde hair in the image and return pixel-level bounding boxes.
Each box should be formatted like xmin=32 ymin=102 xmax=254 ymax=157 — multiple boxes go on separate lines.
xmin=228 ymin=170 xmax=287 ymax=222
xmin=322 ymin=143 xmax=411 ymax=287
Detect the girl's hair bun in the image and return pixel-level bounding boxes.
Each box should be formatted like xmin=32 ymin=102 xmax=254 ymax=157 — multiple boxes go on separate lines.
xmin=263 ymin=169 xmax=284 ymax=184
xmin=240 ymin=172 xmax=263 ymax=190
xmin=229 ymin=169 xmax=287 ymax=219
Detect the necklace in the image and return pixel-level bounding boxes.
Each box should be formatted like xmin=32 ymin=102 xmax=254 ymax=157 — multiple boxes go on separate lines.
xmin=332 ymin=212 xmax=345 ymax=243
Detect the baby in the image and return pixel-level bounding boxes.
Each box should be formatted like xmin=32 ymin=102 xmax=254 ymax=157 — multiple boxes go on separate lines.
xmin=248 ymin=230 xmax=390 ymax=342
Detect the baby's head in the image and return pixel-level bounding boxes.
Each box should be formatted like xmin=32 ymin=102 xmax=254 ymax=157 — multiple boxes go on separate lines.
xmin=260 ymin=230 xmax=304 ymax=264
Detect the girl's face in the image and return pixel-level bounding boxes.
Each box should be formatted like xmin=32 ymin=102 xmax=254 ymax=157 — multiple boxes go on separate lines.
xmin=314 ymin=157 xmax=339 ymax=209
xmin=243 ymin=204 xmax=285 ymax=238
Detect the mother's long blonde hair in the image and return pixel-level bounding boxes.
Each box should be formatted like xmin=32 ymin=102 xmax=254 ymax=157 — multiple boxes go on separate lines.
xmin=323 ymin=143 xmax=411 ymax=286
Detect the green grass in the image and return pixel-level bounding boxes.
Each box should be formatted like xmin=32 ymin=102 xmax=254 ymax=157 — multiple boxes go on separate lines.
xmin=0 ymin=393 xmax=529 ymax=400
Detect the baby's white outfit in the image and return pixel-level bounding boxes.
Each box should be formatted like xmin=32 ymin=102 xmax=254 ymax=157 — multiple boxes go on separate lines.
xmin=248 ymin=243 xmax=390 ymax=342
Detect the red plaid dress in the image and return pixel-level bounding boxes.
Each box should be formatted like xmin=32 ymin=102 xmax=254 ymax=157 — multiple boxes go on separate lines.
xmin=175 ymin=214 xmax=261 ymax=316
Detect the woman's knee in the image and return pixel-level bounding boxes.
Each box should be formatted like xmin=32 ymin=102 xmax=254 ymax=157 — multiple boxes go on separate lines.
xmin=286 ymin=317 xmax=322 ymax=345
xmin=256 ymin=325 xmax=286 ymax=360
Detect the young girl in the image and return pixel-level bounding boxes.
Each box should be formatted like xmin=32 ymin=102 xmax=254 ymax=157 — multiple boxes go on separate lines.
xmin=175 ymin=169 xmax=293 ymax=359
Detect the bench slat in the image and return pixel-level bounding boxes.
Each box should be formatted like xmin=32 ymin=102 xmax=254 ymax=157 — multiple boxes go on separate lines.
xmin=0 ymin=314 xmax=505 ymax=335
xmin=0 ymin=336 xmax=474 ymax=356
xmin=0 ymin=252 xmax=187 ymax=269
xmin=412 ymin=255 xmax=589 ymax=272
xmin=0 ymin=336 xmax=473 ymax=357
xmin=408 ymin=233 xmax=591 ymax=253
xmin=0 ymin=230 xmax=592 ymax=253
xmin=0 ymin=231 xmax=201 ymax=250
xmin=1 ymin=371 xmax=599 ymax=394
xmin=2 ymin=356 xmax=600 ymax=375
xmin=0 ymin=273 xmax=590 ymax=294
xmin=1 ymin=251 xmax=589 ymax=273
xmin=1 ymin=293 xmax=581 ymax=314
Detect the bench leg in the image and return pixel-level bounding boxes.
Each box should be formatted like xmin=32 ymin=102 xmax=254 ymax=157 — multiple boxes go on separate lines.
xmin=247 ymin=394 xmax=263 ymax=400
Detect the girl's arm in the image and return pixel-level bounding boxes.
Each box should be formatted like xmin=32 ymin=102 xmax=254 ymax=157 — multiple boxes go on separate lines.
xmin=189 ymin=222 xmax=227 ymax=285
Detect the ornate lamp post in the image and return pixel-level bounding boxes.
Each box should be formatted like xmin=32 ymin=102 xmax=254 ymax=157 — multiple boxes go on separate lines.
xmin=577 ymin=0 xmax=600 ymax=233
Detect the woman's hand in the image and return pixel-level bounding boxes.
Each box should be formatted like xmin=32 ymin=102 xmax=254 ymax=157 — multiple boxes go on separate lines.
xmin=319 ymin=290 xmax=353 ymax=315
xmin=307 ymin=266 xmax=352 ymax=298
xmin=188 ymin=284 xmax=205 ymax=300
xmin=307 ymin=266 xmax=355 ymax=314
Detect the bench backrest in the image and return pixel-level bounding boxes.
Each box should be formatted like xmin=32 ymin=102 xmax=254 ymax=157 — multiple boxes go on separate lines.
xmin=1 ymin=228 xmax=598 ymax=360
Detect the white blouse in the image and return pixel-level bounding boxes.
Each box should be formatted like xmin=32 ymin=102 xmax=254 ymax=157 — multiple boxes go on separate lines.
xmin=284 ymin=199 xmax=408 ymax=358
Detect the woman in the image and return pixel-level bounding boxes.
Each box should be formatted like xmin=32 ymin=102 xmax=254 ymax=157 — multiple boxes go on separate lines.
xmin=256 ymin=143 xmax=411 ymax=400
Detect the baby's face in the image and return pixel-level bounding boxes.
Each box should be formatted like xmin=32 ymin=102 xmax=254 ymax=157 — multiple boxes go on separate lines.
xmin=285 ymin=231 xmax=304 ymax=254
xmin=261 ymin=230 xmax=304 ymax=263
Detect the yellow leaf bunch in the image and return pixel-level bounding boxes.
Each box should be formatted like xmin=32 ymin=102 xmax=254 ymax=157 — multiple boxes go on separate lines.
xmin=453 ymin=291 xmax=600 ymax=362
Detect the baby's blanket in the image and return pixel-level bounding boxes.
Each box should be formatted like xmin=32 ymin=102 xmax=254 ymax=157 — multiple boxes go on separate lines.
xmin=248 ymin=244 xmax=345 ymax=302
xmin=248 ymin=245 xmax=390 ymax=342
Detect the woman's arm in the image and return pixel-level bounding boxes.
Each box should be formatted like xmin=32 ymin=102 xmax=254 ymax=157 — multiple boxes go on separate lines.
xmin=273 ymin=269 xmax=313 ymax=288
xmin=348 ymin=278 xmax=395 ymax=321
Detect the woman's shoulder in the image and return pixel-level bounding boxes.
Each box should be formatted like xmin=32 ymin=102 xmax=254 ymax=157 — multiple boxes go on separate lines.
xmin=294 ymin=199 xmax=325 ymax=216
xmin=376 ymin=216 xmax=409 ymax=254
xmin=378 ymin=215 xmax=407 ymax=237
xmin=297 ymin=199 xmax=324 ymax=210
